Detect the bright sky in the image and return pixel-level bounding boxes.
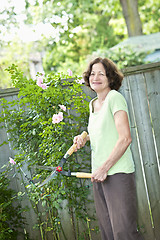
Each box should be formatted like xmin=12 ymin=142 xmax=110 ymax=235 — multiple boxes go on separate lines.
xmin=0 ymin=0 xmax=26 ymax=13
xmin=0 ymin=0 xmax=60 ymax=42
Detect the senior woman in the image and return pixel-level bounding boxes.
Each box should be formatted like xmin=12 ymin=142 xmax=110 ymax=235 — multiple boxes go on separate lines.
xmin=74 ymin=57 xmax=143 ymax=240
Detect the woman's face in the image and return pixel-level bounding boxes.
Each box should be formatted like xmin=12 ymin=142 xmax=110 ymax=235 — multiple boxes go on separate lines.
xmin=89 ymin=63 xmax=109 ymax=93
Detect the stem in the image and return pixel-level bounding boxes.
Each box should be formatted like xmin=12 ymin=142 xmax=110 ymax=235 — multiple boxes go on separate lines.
xmin=56 ymin=228 xmax=60 ymax=240
xmin=74 ymin=153 xmax=93 ymax=240
xmin=19 ymin=171 xmax=45 ymax=240
xmin=40 ymin=224 xmax=44 ymax=240
xmin=86 ymin=218 xmax=92 ymax=240
xmin=47 ymin=198 xmax=59 ymax=240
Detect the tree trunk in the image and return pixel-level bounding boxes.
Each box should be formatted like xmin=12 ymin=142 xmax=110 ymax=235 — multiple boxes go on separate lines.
xmin=120 ymin=0 xmax=143 ymax=37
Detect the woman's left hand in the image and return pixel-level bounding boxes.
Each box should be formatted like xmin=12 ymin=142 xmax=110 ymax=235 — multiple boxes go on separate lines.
xmin=91 ymin=167 xmax=108 ymax=183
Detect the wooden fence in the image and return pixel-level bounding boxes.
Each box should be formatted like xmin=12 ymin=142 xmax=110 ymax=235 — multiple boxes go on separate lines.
xmin=0 ymin=61 xmax=160 ymax=240
xmin=120 ymin=62 xmax=160 ymax=240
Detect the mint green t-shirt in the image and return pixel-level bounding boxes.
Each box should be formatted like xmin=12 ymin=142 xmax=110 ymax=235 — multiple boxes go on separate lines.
xmin=88 ymin=90 xmax=135 ymax=175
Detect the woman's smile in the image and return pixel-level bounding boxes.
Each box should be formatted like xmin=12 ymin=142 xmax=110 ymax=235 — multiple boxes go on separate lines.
xmin=92 ymin=81 xmax=102 ymax=84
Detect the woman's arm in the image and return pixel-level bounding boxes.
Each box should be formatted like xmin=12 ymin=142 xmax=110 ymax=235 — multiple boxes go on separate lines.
xmin=91 ymin=110 xmax=132 ymax=182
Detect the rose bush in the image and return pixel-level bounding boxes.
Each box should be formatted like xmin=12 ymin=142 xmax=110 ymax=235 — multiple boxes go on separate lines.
xmin=0 ymin=64 xmax=98 ymax=239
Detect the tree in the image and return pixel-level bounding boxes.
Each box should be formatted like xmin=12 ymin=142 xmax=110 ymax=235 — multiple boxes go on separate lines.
xmin=120 ymin=0 xmax=143 ymax=36
xmin=23 ymin=0 xmax=123 ymax=74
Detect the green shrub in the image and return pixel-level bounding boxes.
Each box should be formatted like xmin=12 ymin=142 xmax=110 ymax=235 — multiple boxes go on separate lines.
xmin=90 ymin=46 xmax=148 ymax=69
xmin=0 ymin=64 xmax=97 ymax=239
xmin=0 ymin=167 xmax=26 ymax=240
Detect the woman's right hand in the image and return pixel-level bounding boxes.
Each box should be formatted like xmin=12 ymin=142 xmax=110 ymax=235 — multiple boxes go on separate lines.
xmin=73 ymin=134 xmax=89 ymax=151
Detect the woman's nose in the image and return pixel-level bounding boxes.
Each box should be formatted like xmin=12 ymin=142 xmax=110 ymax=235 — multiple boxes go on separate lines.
xmin=93 ymin=74 xmax=99 ymax=80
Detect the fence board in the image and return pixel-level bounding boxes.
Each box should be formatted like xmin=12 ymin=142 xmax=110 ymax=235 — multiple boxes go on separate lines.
xmin=144 ymin=69 xmax=160 ymax=174
xmin=121 ymin=79 xmax=155 ymax=239
xmin=127 ymin=73 xmax=160 ymax=240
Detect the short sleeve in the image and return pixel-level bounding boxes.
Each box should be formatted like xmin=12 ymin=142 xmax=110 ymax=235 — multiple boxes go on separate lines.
xmin=109 ymin=91 xmax=128 ymax=115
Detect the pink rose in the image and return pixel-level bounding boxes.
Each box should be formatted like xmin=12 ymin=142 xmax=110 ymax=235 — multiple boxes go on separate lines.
xmin=76 ymin=78 xmax=85 ymax=84
xmin=9 ymin=157 xmax=16 ymax=165
xmin=37 ymin=77 xmax=43 ymax=87
xmin=36 ymin=75 xmax=48 ymax=89
xmin=59 ymin=104 xmax=66 ymax=111
xmin=58 ymin=112 xmax=63 ymax=121
xmin=52 ymin=114 xmax=60 ymax=124
xmin=67 ymin=69 xmax=73 ymax=76
xmin=41 ymin=83 xmax=47 ymax=89
xmin=52 ymin=112 xmax=63 ymax=124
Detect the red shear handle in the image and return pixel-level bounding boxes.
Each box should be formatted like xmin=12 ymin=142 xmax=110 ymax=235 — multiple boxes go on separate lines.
xmin=66 ymin=131 xmax=88 ymax=156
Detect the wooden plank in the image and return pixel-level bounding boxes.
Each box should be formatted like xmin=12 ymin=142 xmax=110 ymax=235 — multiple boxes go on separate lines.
xmin=143 ymin=69 xmax=160 ymax=240
xmin=122 ymin=78 xmax=155 ymax=240
xmin=127 ymin=73 xmax=160 ymax=239
xmin=0 ymin=101 xmax=12 ymax=170
xmin=0 ymin=88 xmax=19 ymax=98
xmin=123 ymin=61 xmax=160 ymax=76
xmin=144 ymin=69 xmax=160 ymax=174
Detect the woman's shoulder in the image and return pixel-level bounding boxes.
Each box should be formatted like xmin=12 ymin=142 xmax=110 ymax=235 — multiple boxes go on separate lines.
xmin=109 ymin=89 xmax=123 ymax=97
xmin=108 ymin=90 xmax=128 ymax=113
xmin=108 ymin=90 xmax=126 ymax=102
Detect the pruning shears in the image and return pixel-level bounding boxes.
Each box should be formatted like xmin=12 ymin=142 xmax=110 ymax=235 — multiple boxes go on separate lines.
xmin=38 ymin=131 xmax=92 ymax=188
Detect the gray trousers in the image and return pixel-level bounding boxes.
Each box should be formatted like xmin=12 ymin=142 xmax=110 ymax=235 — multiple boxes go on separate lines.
xmin=93 ymin=173 xmax=144 ymax=240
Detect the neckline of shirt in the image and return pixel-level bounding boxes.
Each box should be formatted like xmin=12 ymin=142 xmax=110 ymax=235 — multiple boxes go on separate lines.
xmin=91 ymin=90 xmax=115 ymax=114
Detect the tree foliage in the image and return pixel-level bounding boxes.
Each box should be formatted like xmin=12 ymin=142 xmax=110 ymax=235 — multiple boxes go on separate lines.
xmin=24 ymin=0 xmax=122 ymax=74
xmin=21 ymin=0 xmax=160 ymax=75
xmin=139 ymin=0 xmax=160 ymax=34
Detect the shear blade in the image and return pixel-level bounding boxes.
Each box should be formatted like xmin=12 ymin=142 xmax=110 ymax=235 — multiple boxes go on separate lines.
xmin=38 ymin=169 xmax=57 ymax=188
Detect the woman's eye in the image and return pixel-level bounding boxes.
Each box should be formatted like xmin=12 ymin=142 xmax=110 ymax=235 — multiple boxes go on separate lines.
xmin=90 ymin=72 xmax=105 ymax=76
